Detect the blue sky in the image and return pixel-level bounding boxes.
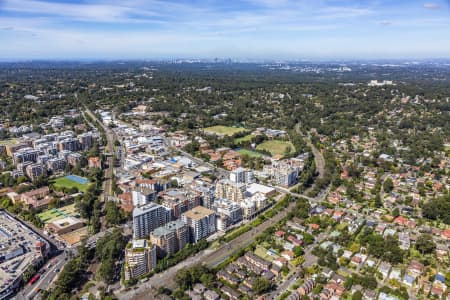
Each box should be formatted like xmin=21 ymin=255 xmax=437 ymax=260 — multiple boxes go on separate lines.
xmin=0 ymin=0 xmax=449 ymax=60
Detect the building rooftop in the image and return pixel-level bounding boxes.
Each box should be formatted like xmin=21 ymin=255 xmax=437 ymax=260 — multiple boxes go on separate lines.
xmin=133 ymin=202 xmax=166 ymax=217
xmin=49 ymin=216 xmax=82 ymax=229
xmin=183 ymin=206 xmax=215 ymax=220
xmin=152 ymin=220 xmax=186 ymax=237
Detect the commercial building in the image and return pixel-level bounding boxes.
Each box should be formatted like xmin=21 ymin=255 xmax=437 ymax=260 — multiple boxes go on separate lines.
xmin=124 ymin=239 xmax=157 ymax=280
xmin=150 ymin=220 xmax=189 ymax=257
xmin=0 ymin=211 xmax=50 ymax=299
xmin=46 ymin=216 xmax=85 ymax=235
xmin=132 ymin=203 xmax=172 ymax=239
xmin=181 ymin=206 xmax=216 ymax=243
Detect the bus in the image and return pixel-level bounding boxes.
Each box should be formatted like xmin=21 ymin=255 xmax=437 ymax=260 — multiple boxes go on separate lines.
xmin=28 ymin=274 xmax=40 ymax=286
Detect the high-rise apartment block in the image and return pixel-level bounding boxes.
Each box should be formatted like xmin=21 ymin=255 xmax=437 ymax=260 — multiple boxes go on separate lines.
xmin=132 ymin=203 xmax=171 ymax=239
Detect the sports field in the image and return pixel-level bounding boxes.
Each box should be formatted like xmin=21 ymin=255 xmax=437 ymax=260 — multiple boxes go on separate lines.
xmin=37 ymin=203 xmax=80 ymax=224
xmin=234 ymin=134 xmax=253 ymax=144
xmin=203 ymin=125 xmax=246 ymax=136
xmin=53 ymin=175 xmax=90 ymax=192
xmin=236 ymin=148 xmax=263 ymax=158
xmin=256 ymin=140 xmax=296 ymax=157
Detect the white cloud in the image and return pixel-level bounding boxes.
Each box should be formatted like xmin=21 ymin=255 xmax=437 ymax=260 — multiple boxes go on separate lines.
xmin=379 ymin=20 xmax=393 ymax=26
xmin=423 ymin=2 xmax=441 ymax=9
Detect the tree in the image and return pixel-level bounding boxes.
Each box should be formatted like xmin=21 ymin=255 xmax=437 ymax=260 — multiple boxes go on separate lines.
xmin=352 ymin=290 xmax=363 ymax=300
xmin=253 ymin=277 xmax=272 ymax=294
xmin=95 ymin=229 xmax=125 ymax=283
xmin=23 ymin=265 xmax=37 ymax=283
xmin=293 ymin=246 xmax=304 ymax=257
xmin=391 ymin=207 xmax=400 ymax=218
xmin=415 ymin=234 xmax=436 ymax=255
xmin=383 ymin=177 xmax=394 ymax=193
xmin=422 ymin=194 xmax=450 ymax=224
xmin=104 ymin=201 xmax=125 ymax=226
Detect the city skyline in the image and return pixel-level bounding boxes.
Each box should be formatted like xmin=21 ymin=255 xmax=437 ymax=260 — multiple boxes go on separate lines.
xmin=1 ymin=0 xmax=450 ymax=60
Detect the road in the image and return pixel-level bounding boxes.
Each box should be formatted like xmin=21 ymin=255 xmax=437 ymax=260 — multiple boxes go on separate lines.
xmin=294 ymin=123 xmax=325 ymax=179
xmin=14 ymin=251 xmax=68 ymax=300
xmin=84 ymin=108 xmax=117 ymax=201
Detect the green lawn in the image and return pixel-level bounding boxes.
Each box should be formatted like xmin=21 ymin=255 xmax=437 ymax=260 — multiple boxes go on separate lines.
xmin=203 ymin=125 xmax=246 ymax=136
xmin=0 ymin=138 xmax=19 ymax=145
xmin=256 ymin=140 xmax=296 ymax=157
xmin=234 ymin=134 xmax=253 ymax=144
xmin=254 ymin=246 xmax=276 ymax=262
xmin=53 ymin=176 xmax=90 ymax=193
xmin=237 ymin=148 xmax=264 ymax=158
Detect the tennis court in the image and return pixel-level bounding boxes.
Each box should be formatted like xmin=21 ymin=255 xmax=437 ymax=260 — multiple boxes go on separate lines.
xmin=38 ymin=204 xmax=80 ymax=224
xmin=65 ymin=175 xmax=89 ymax=184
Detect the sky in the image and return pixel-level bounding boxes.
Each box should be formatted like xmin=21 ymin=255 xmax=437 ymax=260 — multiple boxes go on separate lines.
xmin=0 ymin=0 xmax=450 ymax=60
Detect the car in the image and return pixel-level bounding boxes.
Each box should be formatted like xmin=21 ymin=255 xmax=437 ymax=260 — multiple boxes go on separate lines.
xmin=54 ymin=268 xmax=60 ymax=273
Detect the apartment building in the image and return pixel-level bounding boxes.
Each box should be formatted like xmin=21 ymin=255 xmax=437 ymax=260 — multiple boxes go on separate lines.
xmin=13 ymin=148 xmax=40 ymax=164
xmin=181 ymin=206 xmax=216 ymax=243
xmin=229 ymin=167 xmax=254 ymax=184
xmin=150 ymin=220 xmax=189 ymax=257
xmin=25 ymin=163 xmax=45 ymax=181
xmin=160 ymin=189 xmax=201 ymax=219
xmin=214 ymin=179 xmax=246 ymax=203
xmin=124 ymin=239 xmax=157 ymax=280
xmin=263 ymin=160 xmax=300 ymax=187
xmin=132 ymin=188 xmax=157 ymax=207
xmin=132 ymin=203 xmax=172 ymax=239
xmin=46 ymin=157 xmax=66 ymax=172
xmin=212 ymin=198 xmax=243 ymax=228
